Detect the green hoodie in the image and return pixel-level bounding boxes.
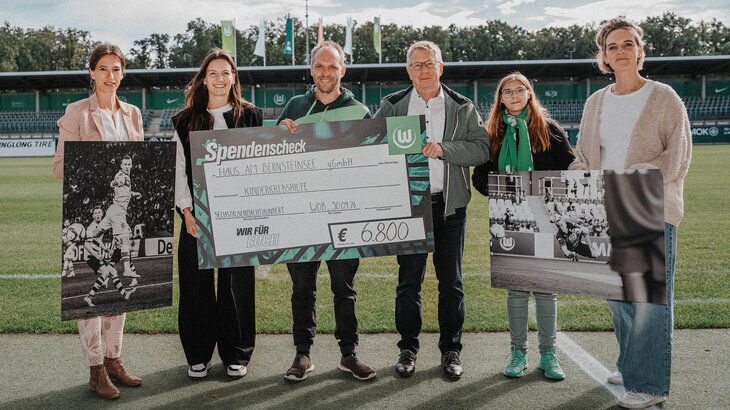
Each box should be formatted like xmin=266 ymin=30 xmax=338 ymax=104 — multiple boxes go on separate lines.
xmin=277 ymin=85 xmax=370 ymax=124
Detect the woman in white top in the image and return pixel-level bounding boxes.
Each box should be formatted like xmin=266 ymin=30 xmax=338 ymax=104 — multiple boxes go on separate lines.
xmin=53 ymin=44 xmax=144 ymax=400
xmin=570 ymin=18 xmax=692 ymax=409
xmin=172 ymin=48 xmax=262 ymax=379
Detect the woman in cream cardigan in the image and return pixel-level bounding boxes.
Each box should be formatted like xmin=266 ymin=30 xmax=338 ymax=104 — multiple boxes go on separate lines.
xmin=570 ymin=18 xmax=691 ymax=409
xmin=53 ymin=44 xmax=144 ymax=400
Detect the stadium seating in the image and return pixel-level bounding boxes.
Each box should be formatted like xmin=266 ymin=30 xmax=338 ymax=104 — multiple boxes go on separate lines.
xmin=542 ymin=99 xmax=585 ymax=122
xmin=489 ymin=193 xmax=538 ymax=232
xmin=0 ymin=110 xmax=152 ymax=133
xmin=0 ymin=111 xmax=64 ymax=132
xmin=0 ymin=96 xmax=727 ymax=136
xmin=682 ymin=96 xmax=730 ymax=118
xmin=158 ymin=108 xmax=177 ymax=130
xmin=477 ymin=96 xmax=729 ymax=122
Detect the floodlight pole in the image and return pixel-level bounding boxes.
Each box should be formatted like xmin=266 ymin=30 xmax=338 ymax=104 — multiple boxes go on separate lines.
xmin=305 ymin=0 xmax=310 ymax=65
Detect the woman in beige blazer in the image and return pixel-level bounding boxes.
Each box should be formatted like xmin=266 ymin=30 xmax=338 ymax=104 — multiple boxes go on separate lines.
xmin=53 ymin=44 xmax=143 ymax=399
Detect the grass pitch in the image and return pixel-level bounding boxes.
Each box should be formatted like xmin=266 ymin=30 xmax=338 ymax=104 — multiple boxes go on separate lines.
xmin=0 ymin=145 xmax=728 ymax=333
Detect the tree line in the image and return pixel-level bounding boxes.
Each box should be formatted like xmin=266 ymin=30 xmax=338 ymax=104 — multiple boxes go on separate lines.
xmin=1 ymin=12 xmax=728 ymax=72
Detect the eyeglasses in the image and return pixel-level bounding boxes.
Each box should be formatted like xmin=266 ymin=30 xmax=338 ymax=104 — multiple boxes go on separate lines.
xmin=502 ymin=88 xmax=528 ymax=97
xmin=409 ymin=60 xmax=439 ymax=72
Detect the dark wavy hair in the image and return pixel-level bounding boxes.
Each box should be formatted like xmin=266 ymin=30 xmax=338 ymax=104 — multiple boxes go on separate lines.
xmin=181 ymin=48 xmax=252 ymax=136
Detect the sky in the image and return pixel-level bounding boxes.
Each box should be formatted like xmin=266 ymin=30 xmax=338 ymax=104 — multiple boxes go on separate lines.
xmin=2 ymin=0 xmax=729 ymax=52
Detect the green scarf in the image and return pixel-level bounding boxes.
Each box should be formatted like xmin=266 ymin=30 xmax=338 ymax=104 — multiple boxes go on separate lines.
xmin=498 ymin=107 xmax=534 ymax=172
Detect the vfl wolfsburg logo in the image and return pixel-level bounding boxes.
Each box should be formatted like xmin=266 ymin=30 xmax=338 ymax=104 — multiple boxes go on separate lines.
xmin=223 ymin=26 xmax=233 ymax=36
xmin=273 ymin=94 xmax=286 ymax=106
xmin=499 ymin=236 xmax=515 ymax=251
xmin=392 ymin=127 xmax=415 ymax=149
xmin=386 ymin=116 xmax=422 ymax=155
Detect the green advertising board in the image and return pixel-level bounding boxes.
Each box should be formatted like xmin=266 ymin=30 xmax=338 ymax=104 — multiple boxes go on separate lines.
xmin=691 ymin=125 xmax=730 ymax=144
xmin=477 ymin=86 xmax=496 ymax=104
xmin=567 ymin=129 xmax=579 ymax=146
xmin=534 ymin=83 xmax=587 ymax=100
xmin=349 ymin=86 xmax=363 ymax=103
xmin=665 ymin=81 xmax=702 ymax=97
xmin=707 ymin=81 xmax=730 ymax=97
xmin=590 ymin=81 xmax=612 ymax=94
xmin=245 ymin=88 xmax=305 ymax=108
xmin=365 ymin=86 xmax=403 ymax=105
xmin=49 ymin=93 xmax=87 ymax=111
xmin=266 ymin=89 xmax=294 ymax=108
xmin=0 ymin=94 xmax=35 ymax=111
xmin=117 ymin=92 xmax=143 ymax=108
xmin=149 ymin=91 xmax=185 ymax=110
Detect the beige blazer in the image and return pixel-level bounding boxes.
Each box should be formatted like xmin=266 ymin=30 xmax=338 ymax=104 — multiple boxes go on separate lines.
xmin=52 ymin=93 xmax=144 ymax=179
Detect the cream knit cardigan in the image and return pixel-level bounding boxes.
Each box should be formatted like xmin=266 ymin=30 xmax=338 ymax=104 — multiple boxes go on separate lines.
xmin=569 ymin=82 xmax=692 ymax=226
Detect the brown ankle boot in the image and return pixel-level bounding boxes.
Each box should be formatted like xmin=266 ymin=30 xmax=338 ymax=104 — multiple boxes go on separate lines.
xmin=104 ymin=357 xmax=143 ymax=386
xmin=89 ymin=364 xmax=120 ymax=399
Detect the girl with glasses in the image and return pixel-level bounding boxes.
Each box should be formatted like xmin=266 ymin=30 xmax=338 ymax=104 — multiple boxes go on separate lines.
xmin=472 ymin=72 xmax=575 ymax=380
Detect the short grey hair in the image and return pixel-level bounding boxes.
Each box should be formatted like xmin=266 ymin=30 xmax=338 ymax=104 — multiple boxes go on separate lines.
xmin=406 ymin=41 xmax=443 ymax=67
xmin=311 ymin=41 xmax=346 ymax=67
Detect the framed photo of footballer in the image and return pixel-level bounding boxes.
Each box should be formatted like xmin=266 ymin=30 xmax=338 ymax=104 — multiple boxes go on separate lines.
xmin=61 ymin=141 xmax=175 ymax=321
xmin=488 ymin=169 xmax=667 ymax=304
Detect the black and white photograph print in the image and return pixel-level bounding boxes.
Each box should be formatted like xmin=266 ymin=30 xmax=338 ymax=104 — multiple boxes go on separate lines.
xmin=488 ymin=169 xmax=666 ymax=304
xmin=61 ymin=141 xmax=175 ymax=321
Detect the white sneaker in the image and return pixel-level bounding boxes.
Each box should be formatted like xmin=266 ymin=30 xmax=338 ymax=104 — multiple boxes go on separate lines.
xmin=123 ymin=269 xmax=140 ymax=278
xmin=607 ymin=371 xmax=623 ymax=385
xmin=84 ymin=295 xmax=95 ymax=307
xmin=124 ymin=287 xmax=137 ymax=300
xmin=618 ymin=391 xmax=667 ymax=408
xmin=129 ymin=278 xmax=138 ymax=287
xmin=227 ymin=364 xmax=247 ymax=378
xmin=188 ymin=361 xmax=212 ymax=378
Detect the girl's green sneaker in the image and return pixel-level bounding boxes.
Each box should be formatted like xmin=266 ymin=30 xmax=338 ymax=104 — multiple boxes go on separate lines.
xmin=537 ymin=349 xmax=566 ymax=380
xmin=503 ymin=347 xmax=528 ymax=378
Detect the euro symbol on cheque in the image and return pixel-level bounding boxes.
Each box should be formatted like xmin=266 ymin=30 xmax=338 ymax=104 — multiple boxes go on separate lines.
xmin=338 ymin=228 xmax=348 ymax=242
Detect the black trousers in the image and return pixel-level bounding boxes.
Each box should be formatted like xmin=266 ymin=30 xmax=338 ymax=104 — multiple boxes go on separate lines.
xmin=287 ymin=259 xmax=359 ymax=355
xmin=178 ymin=227 xmax=256 ymax=366
xmin=396 ymin=197 xmax=466 ymax=355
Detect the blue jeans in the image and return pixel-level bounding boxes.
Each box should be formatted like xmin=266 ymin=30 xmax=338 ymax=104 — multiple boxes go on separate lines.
xmin=608 ymin=223 xmax=676 ymax=396
xmin=395 ymin=197 xmax=466 ymax=355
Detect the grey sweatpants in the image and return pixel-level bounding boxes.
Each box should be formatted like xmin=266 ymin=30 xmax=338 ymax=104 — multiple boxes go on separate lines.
xmin=507 ymin=290 xmax=557 ymax=354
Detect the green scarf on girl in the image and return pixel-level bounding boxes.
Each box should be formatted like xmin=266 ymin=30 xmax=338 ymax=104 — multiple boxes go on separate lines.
xmin=498 ymin=107 xmax=534 ymax=172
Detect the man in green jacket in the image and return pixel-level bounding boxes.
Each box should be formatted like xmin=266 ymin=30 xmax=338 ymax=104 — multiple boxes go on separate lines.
xmin=374 ymin=40 xmax=490 ymax=379
xmin=277 ymin=41 xmax=375 ymax=382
